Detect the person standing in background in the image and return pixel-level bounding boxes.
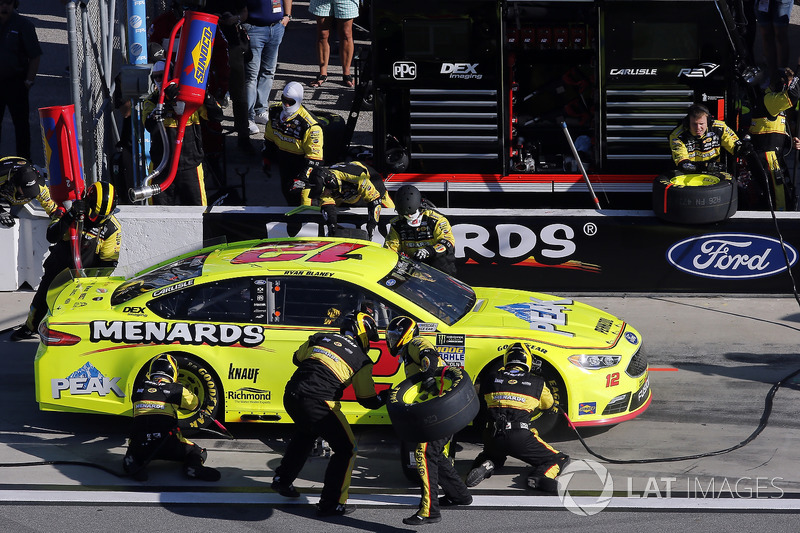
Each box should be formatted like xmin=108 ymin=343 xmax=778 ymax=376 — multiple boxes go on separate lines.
xmin=308 ymin=0 xmax=358 ymax=88
xmin=755 ymin=0 xmax=793 ymax=76
xmin=244 ymin=0 xmax=292 ymax=133
xmin=0 ymin=0 xmax=42 ymax=162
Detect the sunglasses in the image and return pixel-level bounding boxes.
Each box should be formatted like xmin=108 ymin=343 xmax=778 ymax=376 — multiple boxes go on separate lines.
xmin=281 ymin=95 xmax=296 ymax=106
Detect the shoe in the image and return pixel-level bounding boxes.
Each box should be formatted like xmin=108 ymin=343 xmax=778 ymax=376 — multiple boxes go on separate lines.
xmin=403 ymin=513 xmax=441 ymax=525
xmin=343 ymin=74 xmax=355 ymax=88
xmin=185 ymin=465 xmax=221 ymax=481
xmin=527 ymin=475 xmax=558 ymax=493
xmin=10 ymin=324 xmax=37 ymax=341
xmin=271 ymin=478 xmax=300 ymax=498
xmin=316 ymin=503 xmax=355 ymax=516
xmin=466 ymin=460 xmax=495 ymax=487
xmin=254 ymin=112 xmax=269 ymax=125
xmin=310 ymin=74 xmax=327 ymax=88
xmin=439 ymin=494 xmax=472 ymax=507
xmin=248 ymin=120 xmax=260 ymax=135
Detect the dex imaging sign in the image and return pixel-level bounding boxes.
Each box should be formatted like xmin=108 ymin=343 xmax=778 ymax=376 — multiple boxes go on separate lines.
xmin=667 ymin=233 xmax=798 ymax=279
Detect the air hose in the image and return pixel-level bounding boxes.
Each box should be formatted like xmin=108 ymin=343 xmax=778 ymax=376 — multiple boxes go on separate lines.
xmin=558 ymin=366 xmax=800 ymax=464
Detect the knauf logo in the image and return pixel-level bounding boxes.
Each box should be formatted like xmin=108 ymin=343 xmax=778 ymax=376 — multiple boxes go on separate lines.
xmin=666 ymin=233 xmax=797 ymax=279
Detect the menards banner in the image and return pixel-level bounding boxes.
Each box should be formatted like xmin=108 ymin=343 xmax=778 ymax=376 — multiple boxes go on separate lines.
xmin=204 ymin=208 xmax=800 ymax=294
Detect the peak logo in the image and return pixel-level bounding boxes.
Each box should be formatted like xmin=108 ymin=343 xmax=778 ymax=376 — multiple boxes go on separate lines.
xmin=441 ymin=63 xmax=482 ymax=80
xmin=678 ymin=62 xmax=719 ymax=78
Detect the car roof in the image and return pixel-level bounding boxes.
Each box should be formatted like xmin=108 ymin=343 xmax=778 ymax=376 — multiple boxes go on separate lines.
xmin=187 ymin=237 xmax=397 ymax=283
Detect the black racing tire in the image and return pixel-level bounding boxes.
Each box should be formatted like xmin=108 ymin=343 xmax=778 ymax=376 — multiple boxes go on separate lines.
xmin=399 ymin=437 xmax=456 ymax=484
xmin=135 ymin=353 xmax=223 ymax=432
xmin=652 ymin=172 xmax=738 ymax=224
xmin=387 ymin=367 xmax=479 ymax=443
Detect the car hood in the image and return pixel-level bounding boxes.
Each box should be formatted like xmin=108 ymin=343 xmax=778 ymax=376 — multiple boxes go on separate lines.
xmin=456 ymin=287 xmax=632 ymax=349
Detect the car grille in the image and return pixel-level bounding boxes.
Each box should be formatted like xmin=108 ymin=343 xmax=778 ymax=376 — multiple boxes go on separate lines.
xmin=602 ymin=393 xmax=631 ymax=415
xmin=625 ymin=348 xmax=648 ymax=377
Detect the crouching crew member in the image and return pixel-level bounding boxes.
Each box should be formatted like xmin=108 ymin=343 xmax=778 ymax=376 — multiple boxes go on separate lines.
xmin=384 ymin=185 xmax=456 ymax=275
xmin=123 ymin=353 xmax=221 ymax=482
xmin=303 ymin=161 xmax=394 ymax=238
xmin=467 ymin=342 xmax=570 ymax=493
xmin=386 ymin=316 xmax=472 ymax=526
xmin=272 ymin=312 xmax=387 ymax=517
xmin=0 ymin=157 xmax=57 ymax=227
xmin=669 ymin=103 xmax=749 ymax=175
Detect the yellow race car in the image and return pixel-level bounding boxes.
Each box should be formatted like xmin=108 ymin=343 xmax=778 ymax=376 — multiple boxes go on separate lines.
xmin=34 ymin=237 xmax=650 ymax=433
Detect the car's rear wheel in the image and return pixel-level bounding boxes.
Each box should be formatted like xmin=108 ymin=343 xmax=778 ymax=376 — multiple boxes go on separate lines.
xmin=135 ymin=353 xmax=223 ymax=431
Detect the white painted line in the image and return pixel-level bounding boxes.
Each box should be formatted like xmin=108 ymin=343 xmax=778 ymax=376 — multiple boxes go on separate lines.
xmin=0 ymin=491 xmax=797 ymax=510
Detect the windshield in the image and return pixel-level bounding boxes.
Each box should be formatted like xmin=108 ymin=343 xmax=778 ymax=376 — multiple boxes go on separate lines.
xmin=110 ymin=253 xmax=209 ymax=306
xmin=379 ymin=256 xmax=475 ymax=325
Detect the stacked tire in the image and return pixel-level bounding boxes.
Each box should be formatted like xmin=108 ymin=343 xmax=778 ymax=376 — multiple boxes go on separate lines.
xmin=652 ymin=172 xmax=737 ymax=224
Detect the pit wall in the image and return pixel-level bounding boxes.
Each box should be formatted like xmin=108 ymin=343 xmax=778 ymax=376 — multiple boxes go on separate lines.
xmin=4 ymin=205 xmax=800 ymax=294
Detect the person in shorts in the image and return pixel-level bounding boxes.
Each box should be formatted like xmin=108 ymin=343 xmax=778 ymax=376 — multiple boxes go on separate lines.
xmin=308 ymin=0 xmax=360 ymax=88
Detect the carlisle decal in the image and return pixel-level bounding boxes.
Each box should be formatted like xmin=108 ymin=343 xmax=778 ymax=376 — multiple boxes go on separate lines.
xmin=89 ymin=320 xmax=265 ymax=347
xmin=666 ymin=233 xmax=798 ymax=279
xmin=152 ymin=279 xmax=195 ymax=298
xmin=52 ymin=361 xmax=124 ymax=399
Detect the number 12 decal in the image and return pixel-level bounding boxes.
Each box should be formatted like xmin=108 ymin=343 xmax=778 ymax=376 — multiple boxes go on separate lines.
xmin=606 ymin=372 xmax=620 ymax=387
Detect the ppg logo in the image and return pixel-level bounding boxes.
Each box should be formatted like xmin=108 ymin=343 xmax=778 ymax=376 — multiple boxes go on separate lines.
xmin=393 ymin=61 xmax=416 ymax=80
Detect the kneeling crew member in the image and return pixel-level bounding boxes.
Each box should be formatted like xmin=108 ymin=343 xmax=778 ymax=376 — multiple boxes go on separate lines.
xmin=123 ymin=353 xmax=221 ymax=481
xmin=272 ymin=312 xmax=387 ymax=517
xmin=387 ymin=316 xmax=472 ymax=526
xmin=467 ymin=342 xmax=570 ymax=492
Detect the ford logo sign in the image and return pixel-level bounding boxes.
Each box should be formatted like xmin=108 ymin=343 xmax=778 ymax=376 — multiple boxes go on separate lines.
xmin=666 ymin=233 xmax=797 ymax=279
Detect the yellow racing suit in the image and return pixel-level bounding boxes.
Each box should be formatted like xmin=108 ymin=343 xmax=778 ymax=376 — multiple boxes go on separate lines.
xmin=400 ymin=336 xmax=472 ymax=520
xmin=308 ymin=161 xmax=394 ymax=237
xmin=669 ymin=118 xmax=740 ymax=173
xmin=747 ymin=79 xmax=800 ymax=210
xmin=385 ymin=207 xmax=456 ymax=275
xmin=0 ymin=156 xmax=58 ymax=224
xmin=263 ymin=103 xmax=324 ymax=205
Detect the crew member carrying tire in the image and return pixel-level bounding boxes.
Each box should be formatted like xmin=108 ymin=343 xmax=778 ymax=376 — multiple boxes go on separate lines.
xmin=271 ymin=312 xmax=387 ymax=517
xmin=746 ymin=67 xmax=800 ymax=211
xmin=123 ymin=353 xmax=221 ymax=482
xmin=466 ymin=342 xmax=570 ymax=493
xmin=384 ymin=185 xmax=457 ymax=275
xmin=303 ymin=161 xmax=394 ymax=239
xmin=386 ymin=316 xmax=472 ymax=526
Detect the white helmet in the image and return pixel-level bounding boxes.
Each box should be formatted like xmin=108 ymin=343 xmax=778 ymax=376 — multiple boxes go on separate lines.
xmin=282 ymin=81 xmax=304 ymax=116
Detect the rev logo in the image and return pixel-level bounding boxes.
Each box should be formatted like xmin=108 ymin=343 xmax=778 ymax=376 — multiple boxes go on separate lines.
xmin=678 ymin=62 xmax=720 ymax=78
xmin=393 ymin=61 xmax=416 ymax=80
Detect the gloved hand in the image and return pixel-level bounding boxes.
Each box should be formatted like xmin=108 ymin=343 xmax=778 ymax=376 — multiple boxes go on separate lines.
xmin=378 ymin=388 xmax=391 ymax=405
xmin=366 ymin=220 xmax=376 ymax=241
xmin=414 ymin=246 xmax=433 ymax=261
xmin=677 ymin=160 xmax=697 ymax=173
xmin=0 ymin=207 xmax=15 ymax=228
xmin=70 ymin=199 xmax=86 ymax=218
xmin=163 ymin=82 xmax=179 ymax=101
xmin=736 ymin=138 xmax=754 ymax=157
xmin=421 ymin=376 xmax=438 ymax=395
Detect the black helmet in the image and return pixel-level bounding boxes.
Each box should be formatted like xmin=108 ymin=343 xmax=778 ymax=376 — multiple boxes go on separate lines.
xmin=503 ymin=342 xmax=540 ymax=373
xmin=394 ymin=185 xmax=422 ymax=216
xmin=340 ymin=312 xmax=379 ymax=351
xmin=8 ymin=160 xmax=41 ymax=200
xmin=147 ymin=353 xmax=179 ymax=382
xmin=310 ymin=167 xmax=339 ymax=196
xmin=85 ymin=181 xmax=117 ymax=223
xmin=384 ymin=135 xmax=409 ymax=173
xmin=771 ymin=67 xmax=793 ymax=92
xmin=386 ymin=315 xmax=419 ymax=357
